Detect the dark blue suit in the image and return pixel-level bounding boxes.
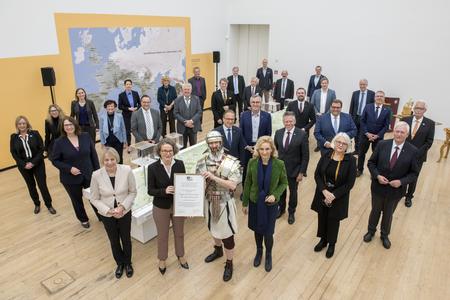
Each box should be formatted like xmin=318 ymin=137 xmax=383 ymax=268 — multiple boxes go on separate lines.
xmin=314 ymin=112 xmax=357 ymax=153
xmin=157 ymin=85 xmax=178 ymax=136
xmin=214 ymin=125 xmax=247 ymax=166
xmin=357 ymin=104 xmax=391 ymax=172
xmin=52 ymin=132 xmax=100 ymax=222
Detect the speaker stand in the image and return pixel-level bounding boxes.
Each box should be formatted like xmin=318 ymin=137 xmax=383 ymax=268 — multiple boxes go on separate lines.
xmin=49 ymin=85 xmax=56 ymax=104
xmin=215 ymin=63 xmax=219 ymax=90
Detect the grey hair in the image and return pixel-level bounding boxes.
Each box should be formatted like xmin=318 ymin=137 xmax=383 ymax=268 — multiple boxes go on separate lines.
xmin=101 ymin=147 xmax=120 ymax=164
xmin=394 ymin=121 xmax=410 ymax=133
xmin=413 ymin=100 xmax=428 ymax=109
xmin=182 ymin=83 xmax=192 ymax=89
xmin=330 ymin=133 xmax=352 ymax=154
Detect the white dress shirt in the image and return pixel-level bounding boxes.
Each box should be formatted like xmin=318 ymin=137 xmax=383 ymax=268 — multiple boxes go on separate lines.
xmin=283 ymin=128 xmax=294 ymax=146
xmin=375 ymin=104 xmax=383 ymax=118
xmin=314 ymin=75 xmax=320 ymax=86
xmin=143 ymin=108 xmax=154 ymax=139
xmin=251 ymin=112 xmax=260 ymax=143
xmin=358 ymin=90 xmax=367 ymax=115
xmin=281 ymin=78 xmax=286 ymax=98
xmin=233 ymin=76 xmax=239 ymax=95
xmin=330 ymin=114 xmax=340 ymax=134
xmin=320 ymin=89 xmax=328 ymax=113
xmin=160 ymin=159 xmax=175 ymax=178
xmin=18 ymin=134 xmax=32 ymax=158
xmin=390 ymin=141 xmax=405 ymax=159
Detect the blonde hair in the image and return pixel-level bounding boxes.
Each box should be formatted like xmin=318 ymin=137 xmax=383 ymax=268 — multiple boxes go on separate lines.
xmin=101 ymin=147 xmax=120 ymax=164
xmin=253 ymin=136 xmax=278 ymax=158
xmin=46 ymin=104 xmax=65 ymax=123
xmin=330 ymin=133 xmax=352 ymax=154
xmin=15 ymin=115 xmax=32 ymax=132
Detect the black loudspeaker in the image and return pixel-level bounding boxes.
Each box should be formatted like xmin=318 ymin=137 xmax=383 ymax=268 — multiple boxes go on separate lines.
xmin=213 ymin=51 xmax=220 ymax=63
xmin=41 ymin=67 xmax=56 ymax=86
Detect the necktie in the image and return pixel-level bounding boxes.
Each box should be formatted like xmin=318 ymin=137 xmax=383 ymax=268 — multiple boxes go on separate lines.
xmin=185 ymin=97 xmax=190 ymax=108
xmin=281 ymin=79 xmax=286 ymax=98
xmin=145 ymin=110 xmax=154 ymax=140
xmin=299 ymin=101 xmax=303 ymax=113
xmin=234 ymin=76 xmax=238 ymax=94
xmin=412 ymin=120 xmax=420 ymax=138
xmin=227 ymin=128 xmax=232 ymax=145
xmin=333 ymin=117 xmax=338 ymax=134
xmin=375 ymin=106 xmax=380 ymax=119
xmin=390 ymin=146 xmax=399 ymax=170
xmin=284 ymin=131 xmax=291 ymax=149
xmin=358 ymin=92 xmax=365 ymax=115
xmin=251 ymin=86 xmax=255 ymax=96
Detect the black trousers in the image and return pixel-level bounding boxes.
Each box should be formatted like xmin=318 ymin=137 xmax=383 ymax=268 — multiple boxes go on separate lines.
xmin=160 ymin=109 xmax=175 ymax=137
xmin=122 ymin=114 xmax=132 ymax=145
xmin=101 ymin=211 xmax=132 ymax=265
xmin=406 ymin=160 xmax=424 ymax=199
xmin=357 ymin=134 xmax=380 ymax=172
xmin=182 ymin=128 xmax=197 ymax=149
xmin=353 ymin=116 xmax=361 ymax=152
xmin=105 ymin=138 xmax=124 ymax=164
xmin=233 ymin=94 xmax=243 ymax=118
xmin=254 ymin=232 xmax=273 ymax=254
xmin=368 ymin=193 xmax=400 ymax=237
xmin=80 ymin=125 xmax=96 ymax=144
xmin=18 ymin=162 xmax=53 ymax=207
xmin=279 ymin=176 xmax=299 ymax=214
xmin=317 ymin=207 xmax=340 ymax=244
xmin=63 ymin=179 xmax=101 ymax=223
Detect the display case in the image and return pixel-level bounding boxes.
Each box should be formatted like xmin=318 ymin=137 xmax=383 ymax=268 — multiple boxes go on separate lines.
xmin=263 ymin=101 xmax=281 ymax=113
xmin=129 ymin=141 xmax=157 ymax=166
xmin=284 ymin=98 xmax=294 ymax=107
xmin=165 ymin=132 xmax=184 ymax=149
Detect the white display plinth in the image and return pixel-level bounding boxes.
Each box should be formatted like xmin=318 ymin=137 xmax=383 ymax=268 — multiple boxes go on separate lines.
xmin=131 ymin=203 xmax=157 ymax=243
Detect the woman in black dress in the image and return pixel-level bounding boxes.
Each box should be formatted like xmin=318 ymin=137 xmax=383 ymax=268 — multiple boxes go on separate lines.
xmin=44 ymin=104 xmax=65 ymax=159
xmin=70 ymin=88 xmax=99 ymax=143
xmin=311 ymin=133 xmax=357 ymax=258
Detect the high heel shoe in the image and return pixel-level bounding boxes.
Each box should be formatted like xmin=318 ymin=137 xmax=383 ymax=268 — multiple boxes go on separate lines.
xmin=178 ymin=257 xmax=189 ymax=269
xmin=158 ymin=261 xmax=166 ymax=275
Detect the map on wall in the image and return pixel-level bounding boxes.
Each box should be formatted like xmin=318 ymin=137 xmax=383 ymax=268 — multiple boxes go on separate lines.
xmin=68 ymin=27 xmax=186 ymax=110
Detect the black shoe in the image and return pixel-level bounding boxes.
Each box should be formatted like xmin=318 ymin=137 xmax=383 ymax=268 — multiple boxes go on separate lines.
xmin=381 ymin=236 xmax=391 ymax=249
xmin=265 ymin=254 xmax=272 ymax=272
xmin=363 ymin=232 xmax=374 ymax=243
xmin=326 ymin=244 xmax=335 ymax=258
xmin=34 ymin=205 xmax=40 ymax=214
xmin=314 ymin=147 xmax=320 ymax=152
xmin=288 ymin=213 xmax=295 ymax=224
xmin=276 ymin=210 xmax=285 ymax=219
xmin=356 ymin=170 xmax=363 ymax=177
xmin=205 ymin=245 xmax=223 ymax=263
xmin=314 ymin=239 xmax=327 ymax=252
xmin=253 ymin=248 xmax=263 ymax=267
xmin=125 ymin=264 xmax=134 ymax=277
xmin=48 ymin=206 xmax=57 ymax=214
xmin=405 ymin=197 xmax=413 ymax=207
xmin=158 ymin=261 xmax=166 ymax=275
xmin=115 ymin=264 xmax=124 ymax=278
xmin=81 ymin=221 xmax=90 ymax=229
xmin=178 ymin=257 xmax=189 ymax=269
xmin=223 ymin=260 xmax=233 ymax=282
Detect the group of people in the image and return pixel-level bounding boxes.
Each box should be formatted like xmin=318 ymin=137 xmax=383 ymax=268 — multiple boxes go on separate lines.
xmin=9 ymin=61 xmax=435 ymax=282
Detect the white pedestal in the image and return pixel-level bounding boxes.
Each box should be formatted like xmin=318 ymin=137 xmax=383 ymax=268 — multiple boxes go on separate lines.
xmin=131 ymin=203 xmax=157 ymax=243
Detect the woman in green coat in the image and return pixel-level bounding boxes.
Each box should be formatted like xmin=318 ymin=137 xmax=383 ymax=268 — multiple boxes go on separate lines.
xmin=242 ymin=136 xmax=288 ymax=272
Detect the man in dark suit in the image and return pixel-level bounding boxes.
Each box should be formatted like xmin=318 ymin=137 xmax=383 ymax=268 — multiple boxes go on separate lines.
xmin=131 ymin=95 xmax=162 ymax=143
xmin=188 ymin=67 xmax=207 ymax=127
xmin=240 ymin=95 xmax=272 ymax=186
xmin=214 ymin=110 xmax=247 ymax=165
xmin=274 ymin=111 xmax=309 ymax=224
xmin=314 ymin=100 xmax=357 ymax=154
xmin=227 ymin=66 xmax=246 ymax=118
xmin=256 ymin=58 xmax=273 ymax=103
xmin=364 ymin=121 xmax=419 ymax=249
xmin=273 ymin=70 xmax=294 ymax=110
xmin=118 ymin=79 xmax=140 ymax=147
xmin=357 ymin=91 xmax=391 ymax=177
xmin=174 ymin=83 xmax=202 ymax=148
xmin=243 ymin=77 xmax=262 ymax=111
xmin=349 ymin=79 xmax=375 ymax=153
xmin=286 ymin=87 xmax=316 ymax=135
xmin=307 ymin=66 xmax=326 ymax=99
xmin=403 ymin=100 xmax=435 ymax=207
xmin=211 ymin=78 xmax=235 ymax=128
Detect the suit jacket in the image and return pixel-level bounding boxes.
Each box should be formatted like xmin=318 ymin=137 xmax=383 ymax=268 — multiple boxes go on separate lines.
xmin=44 ymin=118 xmax=62 ymax=153
xmin=307 ymin=74 xmax=326 ymax=98
xmin=188 ymin=76 xmax=207 ymax=101
xmin=51 ymin=132 xmax=100 ymax=185
xmin=99 ymin=112 xmax=127 ymax=144
xmin=314 ymin=112 xmax=357 ymax=150
xmin=256 ymin=67 xmax=273 ymax=90
xmin=349 ymin=89 xmax=375 ymax=118
xmin=214 ymin=125 xmax=247 ymax=165
xmin=243 ymin=85 xmax=262 ymax=110
xmin=173 ymin=95 xmax=202 ymax=133
xmin=274 ymin=127 xmax=309 ymax=177
xmin=360 ymin=103 xmax=391 ymax=139
xmin=273 ymin=78 xmax=294 ymax=100
xmin=311 ymin=151 xmax=357 ymax=220
xmin=70 ymin=99 xmax=99 ymax=128
xmin=239 ymin=110 xmax=272 ymax=146
xmin=118 ymin=90 xmax=141 ymax=119
xmin=227 ymin=75 xmax=245 ymax=98
xmin=131 ymin=108 xmax=162 ymax=143
xmin=156 ymin=85 xmax=177 ymax=111
xmin=10 ymin=130 xmax=45 ymax=169
xmin=404 ymin=116 xmax=435 ymax=162
xmin=147 ymin=159 xmax=186 ymax=209
xmin=242 ymin=158 xmax=288 ymax=206
xmin=89 ymin=164 xmax=137 ymax=217
xmin=211 ymin=89 xmax=235 ymax=123
xmin=286 ymin=100 xmax=316 ymax=132
xmin=310 ymin=88 xmax=336 ymax=114
xmin=368 ymin=139 xmax=419 ymax=200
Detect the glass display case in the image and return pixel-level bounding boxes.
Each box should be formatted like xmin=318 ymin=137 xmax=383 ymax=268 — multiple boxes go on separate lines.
xmin=129 ymin=141 xmax=157 ymax=166
xmin=263 ymin=101 xmax=281 ymax=113
xmin=165 ymin=132 xmax=184 ymax=150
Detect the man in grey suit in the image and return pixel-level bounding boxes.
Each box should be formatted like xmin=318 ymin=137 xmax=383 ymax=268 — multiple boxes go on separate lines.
xmin=131 ymin=95 xmax=162 ymax=143
xmin=310 ymin=77 xmax=336 ymax=152
xmin=174 ymin=83 xmax=202 ymax=148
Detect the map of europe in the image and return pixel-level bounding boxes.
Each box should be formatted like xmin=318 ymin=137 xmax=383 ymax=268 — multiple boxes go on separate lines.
xmin=69 ymin=27 xmax=186 ymax=110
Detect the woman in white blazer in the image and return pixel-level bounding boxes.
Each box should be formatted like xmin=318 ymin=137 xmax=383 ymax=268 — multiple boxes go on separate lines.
xmin=90 ymin=148 xmax=137 ymax=279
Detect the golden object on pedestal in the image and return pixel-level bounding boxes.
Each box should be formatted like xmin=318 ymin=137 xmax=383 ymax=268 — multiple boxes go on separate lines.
xmin=437 ymin=128 xmax=450 ymax=163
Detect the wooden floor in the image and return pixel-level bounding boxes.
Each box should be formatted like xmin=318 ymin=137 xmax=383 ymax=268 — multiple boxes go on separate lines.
xmin=1 ymin=111 xmax=449 ymax=300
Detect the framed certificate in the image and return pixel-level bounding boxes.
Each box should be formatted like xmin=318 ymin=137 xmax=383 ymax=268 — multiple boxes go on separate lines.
xmin=174 ymin=174 xmax=205 ymax=217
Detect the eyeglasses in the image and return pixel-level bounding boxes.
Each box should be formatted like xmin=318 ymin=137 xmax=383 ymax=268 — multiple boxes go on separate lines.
xmin=50 ymin=110 xmax=58 ymax=112
xmin=160 ymin=150 xmax=173 ymax=153
xmin=335 ymin=141 xmax=348 ymax=146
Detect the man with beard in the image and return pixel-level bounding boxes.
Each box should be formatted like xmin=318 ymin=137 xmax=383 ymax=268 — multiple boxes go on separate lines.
xmin=196 ymin=130 xmax=241 ymax=282
xmin=286 ymin=87 xmax=316 ymax=135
